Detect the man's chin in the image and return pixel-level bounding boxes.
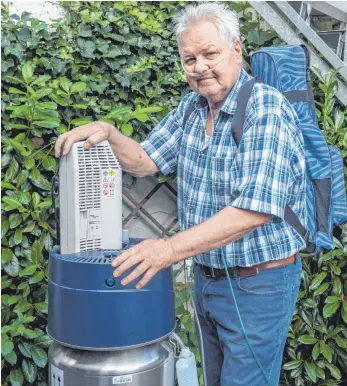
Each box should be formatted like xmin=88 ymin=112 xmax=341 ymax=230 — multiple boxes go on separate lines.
xmin=198 ymin=88 xmax=220 ymax=100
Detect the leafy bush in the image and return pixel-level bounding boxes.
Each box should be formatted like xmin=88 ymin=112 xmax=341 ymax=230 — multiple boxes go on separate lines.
xmin=1 ymin=2 xmax=346 ymax=385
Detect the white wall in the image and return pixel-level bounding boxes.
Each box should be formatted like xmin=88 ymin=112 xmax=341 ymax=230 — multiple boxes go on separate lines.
xmin=8 ymin=0 xmax=65 ymax=24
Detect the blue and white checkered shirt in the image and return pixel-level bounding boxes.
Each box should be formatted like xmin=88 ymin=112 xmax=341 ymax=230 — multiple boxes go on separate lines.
xmin=141 ymin=68 xmax=307 ymax=268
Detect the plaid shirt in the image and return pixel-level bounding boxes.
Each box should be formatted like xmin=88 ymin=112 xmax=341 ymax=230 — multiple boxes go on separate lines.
xmin=141 ymin=68 xmax=307 ymax=268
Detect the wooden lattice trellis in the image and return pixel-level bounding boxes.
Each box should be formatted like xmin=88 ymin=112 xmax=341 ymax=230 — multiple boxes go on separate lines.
xmin=122 ymin=177 xmax=179 ymax=237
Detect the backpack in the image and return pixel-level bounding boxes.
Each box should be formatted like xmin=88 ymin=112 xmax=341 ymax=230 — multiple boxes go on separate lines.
xmin=184 ymin=44 xmax=347 ymax=255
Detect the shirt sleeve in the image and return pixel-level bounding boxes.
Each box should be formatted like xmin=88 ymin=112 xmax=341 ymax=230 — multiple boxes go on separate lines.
xmin=141 ymin=94 xmax=193 ymax=176
xmin=231 ymin=102 xmax=298 ymax=221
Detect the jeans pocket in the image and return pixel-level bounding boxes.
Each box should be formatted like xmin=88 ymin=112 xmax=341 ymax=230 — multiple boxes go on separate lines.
xmin=287 ymin=256 xmax=303 ymax=288
xmin=237 ymin=267 xmax=286 ymax=296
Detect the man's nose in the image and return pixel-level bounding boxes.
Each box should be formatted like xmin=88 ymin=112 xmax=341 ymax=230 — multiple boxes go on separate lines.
xmin=193 ymin=58 xmax=209 ymax=74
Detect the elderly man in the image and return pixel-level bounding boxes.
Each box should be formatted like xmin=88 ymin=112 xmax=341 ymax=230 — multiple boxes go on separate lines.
xmin=55 ymin=3 xmax=305 ymax=385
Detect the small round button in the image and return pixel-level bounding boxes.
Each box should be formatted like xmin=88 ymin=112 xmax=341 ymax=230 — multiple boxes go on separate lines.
xmin=105 ymin=278 xmax=116 ymax=287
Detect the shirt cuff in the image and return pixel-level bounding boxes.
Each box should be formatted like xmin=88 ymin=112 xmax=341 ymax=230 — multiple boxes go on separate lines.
xmin=140 ymin=140 xmax=173 ymax=176
xmin=231 ymin=195 xmax=284 ymax=221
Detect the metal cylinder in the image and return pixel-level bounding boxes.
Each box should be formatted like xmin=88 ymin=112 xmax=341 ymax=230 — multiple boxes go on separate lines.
xmin=49 ymin=339 xmax=175 ymax=386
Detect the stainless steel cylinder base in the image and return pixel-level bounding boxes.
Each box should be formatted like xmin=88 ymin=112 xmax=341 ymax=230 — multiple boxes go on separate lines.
xmin=49 ymin=339 xmax=175 ymax=386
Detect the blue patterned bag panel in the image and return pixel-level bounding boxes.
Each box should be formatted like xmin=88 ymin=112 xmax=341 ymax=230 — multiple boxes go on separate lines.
xmin=250 ymin=45 xmax=346 ymax=254
xmin=292 ymin=102 xmax=331 ymax=179
xmin=251 ymin=51 xmax=280 ymax=90
xmin=330 ymin=146 xmax=347 ymax=225
xmin=251 ymin=46 xmax=331 ymax=178
xmin=252 ymin=45 xmax=307 ymax=92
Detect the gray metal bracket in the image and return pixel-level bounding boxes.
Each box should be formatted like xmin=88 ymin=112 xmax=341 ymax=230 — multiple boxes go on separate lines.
xmin=249 ymin=1 xmax=347 ymax=106
xmin=275 ymin=2 xmax=347 ymax=82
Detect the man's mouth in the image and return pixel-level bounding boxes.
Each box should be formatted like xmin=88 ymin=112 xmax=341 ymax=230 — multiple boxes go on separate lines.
xmin=198 ymin=78 xmax=214 ymax=82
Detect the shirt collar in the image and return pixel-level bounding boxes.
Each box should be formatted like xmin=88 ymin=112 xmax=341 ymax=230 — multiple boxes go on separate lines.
xmin=194 ymin=68 xmax=252 ymax=115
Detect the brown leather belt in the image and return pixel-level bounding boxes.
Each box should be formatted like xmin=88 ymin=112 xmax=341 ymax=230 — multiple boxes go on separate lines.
xmin=198 ymin=255 xmax=296 ymax=279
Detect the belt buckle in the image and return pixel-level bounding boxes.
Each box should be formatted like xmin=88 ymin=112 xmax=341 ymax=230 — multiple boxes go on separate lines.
xmin=249 ymin=267 xmax=259 ymax=277
xmin=230 ymin=267 xmax=238 ymax=279
xmin=201 ymin=265 xmax=215 ymax=279
xmin=244 ymin=267 xmax=259 ymax=278
xmin=209 ymin=266 xmax=216 ymax=278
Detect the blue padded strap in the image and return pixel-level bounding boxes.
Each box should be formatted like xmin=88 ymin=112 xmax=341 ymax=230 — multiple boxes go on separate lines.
xmin=283 ymin=90 xmax=311 ymax=103
xmin=183 ymin=103 xmax=195 ymax=128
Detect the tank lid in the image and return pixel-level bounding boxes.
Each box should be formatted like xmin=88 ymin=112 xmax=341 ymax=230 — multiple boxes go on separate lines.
xmin=49 ymin=341 xmax=172 ymax=376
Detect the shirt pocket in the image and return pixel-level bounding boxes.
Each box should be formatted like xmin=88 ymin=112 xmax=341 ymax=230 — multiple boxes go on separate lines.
xmin=185 ymin=153 xmax=238 ymax=220
xmin=210 ymin=156 xmax=238 ymax=210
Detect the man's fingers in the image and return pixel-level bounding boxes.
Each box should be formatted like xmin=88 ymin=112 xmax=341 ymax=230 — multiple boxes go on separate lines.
xmin=120 ymin=262 xmax=150 ymax=286
xmin=55 ymin=133 xmax=68 ymax=157
xmin=55 ymin=122 xmax=109 ymax=157
xmin=111 ymin=246 xmax=139 ymax=268
xmin=136 ymin=268 xmax=158 ymax=289
xmin=61 ymin=134 xmax=77 ymax=156
xmin=113 ymin=253 xmax=143 ymax=277
xmin=85 ymin=130 xmax=107 ymax=149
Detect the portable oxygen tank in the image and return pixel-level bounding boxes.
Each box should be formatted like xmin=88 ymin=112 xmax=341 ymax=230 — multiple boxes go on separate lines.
xmin=176 ymin=347 xmax=199 ymax=386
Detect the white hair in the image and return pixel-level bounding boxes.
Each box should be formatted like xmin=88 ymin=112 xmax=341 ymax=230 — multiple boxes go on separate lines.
xmin=173 ymin=2 xmax=240 ymax=51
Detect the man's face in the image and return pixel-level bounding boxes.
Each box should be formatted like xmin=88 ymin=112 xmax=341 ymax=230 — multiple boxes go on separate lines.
xmin=180 ymin=21 xmax=242 ymax=103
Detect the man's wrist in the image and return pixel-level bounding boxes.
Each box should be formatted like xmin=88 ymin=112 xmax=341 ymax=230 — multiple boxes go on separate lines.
xmin=167 ymin=238 xmax=180 ymax=263
xmin=169 ymin=233 xmax=192 ymax=262
xmin=108 ymin=124 xmax=120 ymax=144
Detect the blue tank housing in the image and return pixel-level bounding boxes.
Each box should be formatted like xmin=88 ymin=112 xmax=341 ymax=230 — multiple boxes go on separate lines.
xmin=48 ymin=238 xmax=175 ymax=350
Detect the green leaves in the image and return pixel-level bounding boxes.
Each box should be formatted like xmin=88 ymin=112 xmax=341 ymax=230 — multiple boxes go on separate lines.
xmin=22 ymin=62 xmax=34 ymax=83
xmin=19 ymin=265 xmax=37 ymax=277
xmin=342 ymin=301 xmax=347 ymax=324
xmin=3 ymin=255 xmax=20 ymax=277
xmin=77 ymin=38 xmax=96 ymax=58
xmin=2 ymin=248 xmax=14 ymax=264
xmin=9 ymin=368 xmax=24 ymax=386
xmin=325 ymin=362 xmax=341 ymax=380
xmin=282 ymin=360 xmax=302 ymax=370
xmin=298 ymin=335 xmax=318 ymax=345
xmin=30 ymin=169 xmax=51 ymax=191
xmin=120 ymin=123 xmax=134 ymax=136
xmin=320 ymin=341 xmax=333 ymax=362
xmin=323 ymin=296 xmax=341 ymax=318
xmin=309 ymin=272 xmax=327 ymax=291
xmin=31 ymin=346 xmax=48 ymax=368
xmin=42 ymin=156 xmax=57 ymax=171
xmin=2 ymin=334 xmax=14 ymax=356
xmin=78 ymin=22 xmax=93 ymax=37
xmin=71 ymin=82 xmax=87 ymax=93
xmin=59 ymin=77 xmax=71 ymax=93
xmin=304 ymin=361 xmax=317 ymax=383
xmin=31 ymin=240 xmax=43 ymax=265
xmin=2 ymin=196 xmax=24 ymax=211
xmin=22 ymin=359 xmax=37 ymax=383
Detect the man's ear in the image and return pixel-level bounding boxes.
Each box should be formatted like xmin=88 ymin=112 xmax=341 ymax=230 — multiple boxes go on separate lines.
xmin=233 ymin=38 xmax=243 ymax=65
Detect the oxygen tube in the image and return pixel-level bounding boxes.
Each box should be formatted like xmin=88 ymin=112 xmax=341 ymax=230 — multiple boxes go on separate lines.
xmin=188 ymin=101 xmax=272 ymax=385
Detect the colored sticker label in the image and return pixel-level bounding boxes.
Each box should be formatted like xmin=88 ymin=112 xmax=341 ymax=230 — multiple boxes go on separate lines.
xmin=102 ymin=169 xmax=117 ymax=199
xmin=113 ymin=375 xmax=132 ymax=384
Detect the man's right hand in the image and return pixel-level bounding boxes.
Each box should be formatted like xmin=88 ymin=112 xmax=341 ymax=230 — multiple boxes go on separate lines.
xmin=55 ymin=121 xmax=115 ymax=158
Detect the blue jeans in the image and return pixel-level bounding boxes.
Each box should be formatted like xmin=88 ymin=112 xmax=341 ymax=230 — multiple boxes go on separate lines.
xmin=193 ymin=256 xmax=302 ymax=386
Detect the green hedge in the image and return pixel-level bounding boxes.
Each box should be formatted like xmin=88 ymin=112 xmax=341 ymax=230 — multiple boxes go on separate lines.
xmin=1 ymin=2 xmax=346 ymax=385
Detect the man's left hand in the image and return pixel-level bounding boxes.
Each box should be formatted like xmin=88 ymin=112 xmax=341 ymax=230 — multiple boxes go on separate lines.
xmin=112 ymin=238 xmax=177 ymax=289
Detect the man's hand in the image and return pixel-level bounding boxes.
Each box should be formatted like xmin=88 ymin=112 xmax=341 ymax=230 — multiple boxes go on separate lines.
xmin=112 ymin=239 xmax=177 ymax=289
xmin=55 ymin=121 xmax=115 ymax=157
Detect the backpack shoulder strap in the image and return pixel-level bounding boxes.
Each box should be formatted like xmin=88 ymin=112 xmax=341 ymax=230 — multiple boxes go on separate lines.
xmin=183 ymin=102 xmax=195 ymax=128
xmin=230 ymin=77 xmax=260 ymax=147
